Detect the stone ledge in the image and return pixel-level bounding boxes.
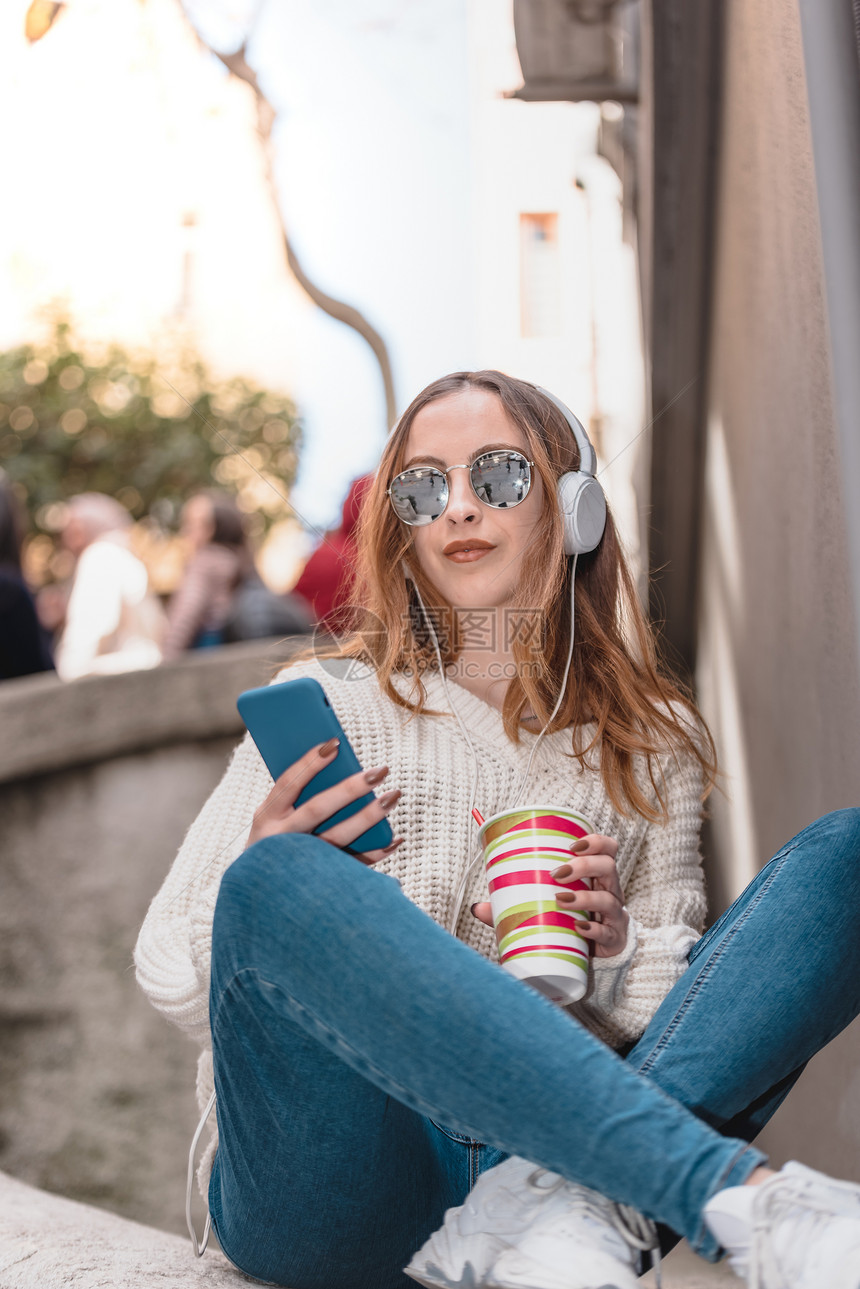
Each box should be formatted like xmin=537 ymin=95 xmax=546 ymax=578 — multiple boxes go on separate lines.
xmin=0 ymin=1171 xmax=244 ymax=1288
xmin=0 ymin=1169 xmax=741 ymax=1288
xmin=0 ymin=637 xmax=321 ymax=786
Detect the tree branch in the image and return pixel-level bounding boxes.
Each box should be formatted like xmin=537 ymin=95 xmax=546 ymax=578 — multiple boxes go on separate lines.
xmin=203 ymin=34 xmax=398 ymax=428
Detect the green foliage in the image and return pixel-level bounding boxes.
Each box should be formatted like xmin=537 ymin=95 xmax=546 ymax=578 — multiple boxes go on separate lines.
xmin=0 ymin=319 xmax=302 ymax=541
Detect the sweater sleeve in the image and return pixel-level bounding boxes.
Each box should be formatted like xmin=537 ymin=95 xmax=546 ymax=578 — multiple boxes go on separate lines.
xmin=133 ymin=730 xmax=272 ymax=1041
xmin=574 ymin=747 xmax=707 ymax=1047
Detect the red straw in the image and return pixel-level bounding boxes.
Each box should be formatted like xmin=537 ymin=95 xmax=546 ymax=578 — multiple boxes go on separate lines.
xmin=472 ymin=808 xmax=485 ymax=826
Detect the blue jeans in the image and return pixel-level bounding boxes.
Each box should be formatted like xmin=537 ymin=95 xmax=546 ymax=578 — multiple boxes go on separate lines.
xmin=207 ymin=809 xmax=860 ymax=1288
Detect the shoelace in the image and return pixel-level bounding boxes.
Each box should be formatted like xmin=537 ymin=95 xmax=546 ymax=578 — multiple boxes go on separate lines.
xmin=526 ymin=1169 xmax=663 ymax=1287
xmin=749 ymin=1173 xmax=851 ymax=1289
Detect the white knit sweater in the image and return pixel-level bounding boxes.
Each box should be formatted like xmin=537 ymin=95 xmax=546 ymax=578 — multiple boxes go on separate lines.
xmin=135 ymin=655 xmax=706 ymax=1188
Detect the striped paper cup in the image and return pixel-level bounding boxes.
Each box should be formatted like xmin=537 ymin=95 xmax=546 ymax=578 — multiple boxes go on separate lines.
xmin=479 ymin=805 xmax=594 ymax=1005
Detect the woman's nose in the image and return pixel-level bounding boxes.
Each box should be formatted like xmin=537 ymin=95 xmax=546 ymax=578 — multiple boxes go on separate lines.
xmin=444 ymin=465 xmax=480 ymax=523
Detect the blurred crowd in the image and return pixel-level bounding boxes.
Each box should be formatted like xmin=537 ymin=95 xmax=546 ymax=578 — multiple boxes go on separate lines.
xmin=0 ymin=471 xmax=372 ymax=683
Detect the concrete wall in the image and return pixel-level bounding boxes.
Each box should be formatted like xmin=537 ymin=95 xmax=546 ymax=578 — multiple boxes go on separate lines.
xmin=696 ymin=0 xmax=860 ymax=1177
xmin=0 ymin=639 xmax=305 ymax=1235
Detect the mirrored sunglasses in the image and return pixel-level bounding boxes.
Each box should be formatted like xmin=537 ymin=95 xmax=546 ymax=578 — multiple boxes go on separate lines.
xmin=387 ymin=449 xmax=534 ymax=526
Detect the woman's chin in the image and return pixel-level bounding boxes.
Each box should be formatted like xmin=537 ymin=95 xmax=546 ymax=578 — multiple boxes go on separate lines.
xmin=418 ymin=559 xmax=516 ymax=611
xmin=449 ymin=587 xmax=515 ymax=612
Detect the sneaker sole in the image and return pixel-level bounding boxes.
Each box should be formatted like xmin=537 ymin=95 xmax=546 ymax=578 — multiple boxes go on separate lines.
xmin=405 ymin=1259 xmax=630 ymax=1289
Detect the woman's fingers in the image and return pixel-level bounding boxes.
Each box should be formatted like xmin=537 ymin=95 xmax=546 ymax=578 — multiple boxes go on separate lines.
xmin=356 ymin=835 xmax=406 ymax=865
xmin=557 ymin=855 xmax=630 ymax=956
xmin=555 ymin=887 xmax=620 ymax=916
xmin=554 ymin=854 xmax=619 ymax=882
xmin=575 ymin=910 xmax=629 ymax=957
xmin=247 ymin=741 xmax=343 ymax=843
xmin=469 ymin=901 xmax=494 ymax=927
xmin=577 ymin=917 xmax=626 ymax=959
xmin=555 ymin=885 xmax=630 ymax=954
xmin=316 ymin=781 xmax=401 ymax=850
xmin=295 ymin=765 xmax=394 ymax=832
xmin=258 ymin=740 xmax=342 ymax=819
xmin=248 ymin=745 xmax=395 ymax=847
xmin=552 ymin=842 xmax=624 ymax=902
xmin=569 ymin=833 xmax=618 ymax=859
xmin=301 ymin=762 xmax=389 ymax=821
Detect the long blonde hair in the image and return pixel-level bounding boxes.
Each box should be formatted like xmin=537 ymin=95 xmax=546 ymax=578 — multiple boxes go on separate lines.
xmin=294 ymin=370 xmax=717 ymax=821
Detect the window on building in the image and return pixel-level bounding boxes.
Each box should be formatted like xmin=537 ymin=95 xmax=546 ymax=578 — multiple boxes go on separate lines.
xmin=520 ymin=212 xmax=561 ymax=338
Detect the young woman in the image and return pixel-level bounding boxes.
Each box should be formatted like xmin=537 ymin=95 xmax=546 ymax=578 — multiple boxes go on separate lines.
xmin=135 ymin=372 xmax=860 ymax=1289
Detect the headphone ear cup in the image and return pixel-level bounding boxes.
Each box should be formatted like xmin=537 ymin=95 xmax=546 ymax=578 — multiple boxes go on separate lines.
xmin=558 ymin=472 xmax=607 ymax=556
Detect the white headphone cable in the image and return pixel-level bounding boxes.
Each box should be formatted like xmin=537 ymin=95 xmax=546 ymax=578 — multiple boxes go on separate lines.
xmin=447 ymin=558 xmax=579 ymax=930
xmin=186 ymin=1088 xmax=216 ymax=1256
xmin=406 ymin=571 xmax=484 ymax=930
xmin=407 ymin=556 xmax=578 ymax=934
xmin=510 ymin=554 xmax=578 ymax=808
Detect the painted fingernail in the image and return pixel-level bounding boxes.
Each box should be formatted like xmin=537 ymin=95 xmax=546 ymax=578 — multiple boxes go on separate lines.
xmin=470 ymin=903 xmax=479 ymax=916
xmin=364 ymin=765 xmax=388 ymax=785
xmin=378 ymin=789 xmax=401 ymax=810
xmin=552 ymin=864 xmax=573 ymax=880
xmin=383 ymin=836 xmax=404 ymax=852
xmin=570 ymin=838 xmax=588 ymax=852
xmin=319 ymin=738 xmax=340 ymax=756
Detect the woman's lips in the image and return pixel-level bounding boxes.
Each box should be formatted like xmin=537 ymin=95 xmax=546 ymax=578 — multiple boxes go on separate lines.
xmin=444 ymin=547 xmax=495 ymax=563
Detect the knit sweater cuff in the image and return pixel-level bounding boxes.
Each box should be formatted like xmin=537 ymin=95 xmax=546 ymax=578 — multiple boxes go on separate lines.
xmin=587 ymin=915 xmax=640 ymax=1012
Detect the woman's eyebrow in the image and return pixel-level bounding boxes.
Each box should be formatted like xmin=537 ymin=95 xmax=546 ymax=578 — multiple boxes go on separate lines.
xmin=402 ymin=442 xmax=521 ymax=469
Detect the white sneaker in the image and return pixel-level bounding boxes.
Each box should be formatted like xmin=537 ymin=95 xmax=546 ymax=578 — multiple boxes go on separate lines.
xmin=404 ymin=1155 xmax=660 ymax=1289
xmin=704 ymin=1161 xmax=860 ymax=1288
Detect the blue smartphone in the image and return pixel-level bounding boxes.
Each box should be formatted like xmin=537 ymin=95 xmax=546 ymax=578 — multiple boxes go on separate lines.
xmin=237 ymin=676 xmax=394 ymax=853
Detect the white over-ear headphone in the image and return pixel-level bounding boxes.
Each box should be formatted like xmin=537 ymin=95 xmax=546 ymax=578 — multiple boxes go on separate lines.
xmin=535 ymin=386 xmax=607 ymax=557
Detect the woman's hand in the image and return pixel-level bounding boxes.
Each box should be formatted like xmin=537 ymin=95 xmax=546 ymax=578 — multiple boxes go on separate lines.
xmin=548 ymin=835 xmax=629 ymax=957
xmin=470 ymin=833 xmax=630 ymax=958
xmin=247 ymin=737 xmax=404 ymax=864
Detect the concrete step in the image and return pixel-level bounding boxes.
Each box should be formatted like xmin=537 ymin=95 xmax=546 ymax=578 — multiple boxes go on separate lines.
xmin=0 ymin=1167 xmax=741 ymax=1289
xmin=0 ymin=1170 xmax=239 ymax=1289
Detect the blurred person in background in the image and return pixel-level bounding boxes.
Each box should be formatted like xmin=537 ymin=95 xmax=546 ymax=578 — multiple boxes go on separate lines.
xmin=0 ymin=472 xmax=54 ymax=680
xmin=55 ymin=493 xmax=166 ymax=681
xmin=162 ymin=490 xmax=253 ymax=659
xmin=292 ymin=474 xmax=372 ymax=634
xmin=162 ymin=490 xmax=311 ymax=662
